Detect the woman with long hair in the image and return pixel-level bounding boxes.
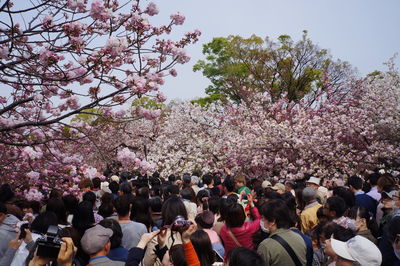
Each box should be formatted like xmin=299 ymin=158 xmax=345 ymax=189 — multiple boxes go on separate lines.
xmin=190 ymin=230 xmax=216 ymax=266
xmin=219 ymin=194 xmax=260 ymax=260
xmin=143 ymin=196 xmax=189 ymax=265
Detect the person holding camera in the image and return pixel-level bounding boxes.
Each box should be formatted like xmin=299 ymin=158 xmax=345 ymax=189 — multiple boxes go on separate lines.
xmin=143 ymin=196 xmax=188 ymax=265
xmin=0 ymin=228 xmax=33 ymax=266
xmin=0 ymin=202 xmax=20 ymax=260
xmin=25 ymin=237 xmax=75 ymax=266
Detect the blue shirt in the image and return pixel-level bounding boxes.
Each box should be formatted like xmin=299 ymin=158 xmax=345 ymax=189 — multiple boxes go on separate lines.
xmin=292 ymin=228 xmax=313 ymax=266
xmin=108 ymin=246 xmax=128 ymax=262
xmin=355 ymin=192 xmax=377 ymax=217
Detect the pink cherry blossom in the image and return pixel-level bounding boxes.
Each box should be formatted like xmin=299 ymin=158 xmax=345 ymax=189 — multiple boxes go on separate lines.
xmin=26 ymin=171 xmax=40 ymax=181
xmin=170 ymin=12 xmax=185 ymax=25
xmin=22 ymin=147 xmax=43 ymax=160
xmin=0 ymin=0 xmax=204 ymax=191
xmin=169 ymin=69 xmax=177 ymax=77
xmin=145 ymin=2 xmax=159 ymax=16
xmin=83 ymin=166 xmax=98 ymax=179
xmin=39 ymin=49 xmax=64 ymax=66
xmin=90 ymin=1 xmax=111 ymax=21
xmin=67 ymin=0 xmax=87 ymax=12
xmin=117 ymin=148 xmax=136 ymax=168
xmin=156 ymin=92 xmax=167 ymax=102
xmin=42 ymin=15 xmax=54 ymax=29
xmin=114 ymin=109 xmax=126 ymax=119
xmin=138 ymin=107 xmax=161 ymax=120
xmin=0 ymin=46 xmax=9 ymax=59
xmin=24 ymin=188 xmax=44 ymax=201
xmin=104 ymin=37 xmax=128 ymax=58
xmin=66 ymin=96 xmax=80 ymax=109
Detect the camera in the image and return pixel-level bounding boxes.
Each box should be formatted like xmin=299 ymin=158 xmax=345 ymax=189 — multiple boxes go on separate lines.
xmin=36 ymin=225 xmax=62 ymax=259
xmin=171 ymin=215 xmax=192 ymax=232
xmin=19 ymin=223 xmax=30 ymax=239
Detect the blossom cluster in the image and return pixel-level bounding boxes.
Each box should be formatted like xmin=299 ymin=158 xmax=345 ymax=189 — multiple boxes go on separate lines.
xmin=24 ymin=188 xmax=44 ymax=201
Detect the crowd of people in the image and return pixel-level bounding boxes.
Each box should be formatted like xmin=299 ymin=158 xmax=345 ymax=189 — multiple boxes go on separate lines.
xmin=0 ymin=170 xmax=399 ymax=266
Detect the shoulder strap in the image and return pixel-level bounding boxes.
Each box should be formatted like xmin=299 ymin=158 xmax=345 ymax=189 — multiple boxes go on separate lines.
xmin=227 ymin=229 xmax=242 ymax=247
xmin=270 ymin=234 xmax=302 ymax=266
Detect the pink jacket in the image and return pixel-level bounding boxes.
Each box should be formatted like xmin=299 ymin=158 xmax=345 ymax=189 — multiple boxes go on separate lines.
xmin=220 ymin=207 xmax=260 ymax=259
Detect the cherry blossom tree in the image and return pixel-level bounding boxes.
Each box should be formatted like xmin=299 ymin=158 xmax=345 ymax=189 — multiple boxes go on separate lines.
xmin=110 ymin=71 xmax=399 ymax=180
xmin=0 ymin=0 xmax=200 ymax=191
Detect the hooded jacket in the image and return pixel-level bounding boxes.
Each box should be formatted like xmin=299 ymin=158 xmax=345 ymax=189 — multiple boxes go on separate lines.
xmin=0 ymin=214 xmax=19 ymax=257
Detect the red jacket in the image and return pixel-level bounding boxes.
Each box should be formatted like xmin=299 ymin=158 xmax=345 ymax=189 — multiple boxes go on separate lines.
xmin=220 ymin=207 xmax=260 ymax=259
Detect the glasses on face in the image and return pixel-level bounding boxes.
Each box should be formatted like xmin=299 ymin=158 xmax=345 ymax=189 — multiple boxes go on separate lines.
xmin=395 ymin=235 xmax=400 ymax=245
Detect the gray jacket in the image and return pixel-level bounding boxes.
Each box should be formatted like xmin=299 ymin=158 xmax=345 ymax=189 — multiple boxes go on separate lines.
xmin=0 ymin=214 xmax=19 ymax=257
xmin=89 ymin=256 xmax=125 ymax=266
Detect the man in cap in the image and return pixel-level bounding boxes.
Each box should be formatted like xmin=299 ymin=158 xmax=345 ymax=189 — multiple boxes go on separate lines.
xmin=306 ymin=176 xmax=327 ymax=204
xmin=300 ymin=187 xmax=322 ymax=233
xmin=328 ymin=235 xmax=382 ymax=266
xmin=261 ymin=180 xmax=272 ymax=189
xmin=271 ymin=183 xmax=285 ymax=194
xmin=81 ymin=224 xmax=125 ymax=265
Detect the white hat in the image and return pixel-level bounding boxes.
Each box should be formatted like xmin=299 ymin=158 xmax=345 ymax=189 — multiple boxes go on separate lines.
xmin=271 ymin=183 xmax=285 ymax=191
xmin=318 ymin=186 xmax=328 ymax=195
xmin=110 ymin=175 xmax=120 ymax=183
xmin=383 ymin=190 xmax=397 ymax=199
xmin=99 ymin=182 xmax=111 ymax=196
xmin=100 ymin=181 xmax=109 ymax=190
xmin=191 ymin=175 xmax=199 ymax=185
xmin=331 ymin=236 xmax=382 ymax=266
xmin=306 ymin=176 xmax=321 ymax=186
xmin=262 ymin=180 xmax=272 ymax=188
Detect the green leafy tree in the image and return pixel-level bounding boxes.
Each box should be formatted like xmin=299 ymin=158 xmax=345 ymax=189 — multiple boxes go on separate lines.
xmin=71 ymin=108 xmax=103 ymax=124
xmin=193 ymin=31 xmax=354 ymax=105
xmin=131 ymin=96 xmax=165 ymax=110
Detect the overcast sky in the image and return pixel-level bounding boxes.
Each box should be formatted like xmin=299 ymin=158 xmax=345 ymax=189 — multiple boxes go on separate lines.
xmin=151 ymin=0 xmax=400 ymax=101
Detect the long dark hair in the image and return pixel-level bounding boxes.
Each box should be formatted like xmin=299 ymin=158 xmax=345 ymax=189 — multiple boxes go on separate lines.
xmin=218 ymin=198 xmax=231 ymax=222
xmin=72 ymin=201 xmax=95 ymax=236
xmin=46 ymin=198 xmax=68 ymax=225
xmin=99 ymin=219 xmax=123 ymax=249
xmin=332 ymin=186 xmax=355 ymax=209
xmin=130 ymin=197 xmax=153 ymax=230
xmin=190 ymin=230 xmax=215 ymax=266
xmin=347 ymin=206 xmax=379 ymax=238
xmin=161 ymin=196 xmax=187 ymax=226
xmin=169 ymin=244 xmax=187 ymax=266
xmin=225 ymin=203 xmax=246 ymax=228
xmin=228 ymin=247 xmax=266 ymax=266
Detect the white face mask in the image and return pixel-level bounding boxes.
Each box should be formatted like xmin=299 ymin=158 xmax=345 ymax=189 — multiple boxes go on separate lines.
xmin=394 ymin=243 xmax=400 ymax=260
xmin=260 ymin=220 xmax=269 ymax=233
xmin=346 ymin=218 xmax=358 ymax=232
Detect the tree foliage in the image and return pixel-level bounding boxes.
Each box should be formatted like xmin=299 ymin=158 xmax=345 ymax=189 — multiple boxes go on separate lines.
xmin=193 ymin=31 xmax=354 ymax=105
